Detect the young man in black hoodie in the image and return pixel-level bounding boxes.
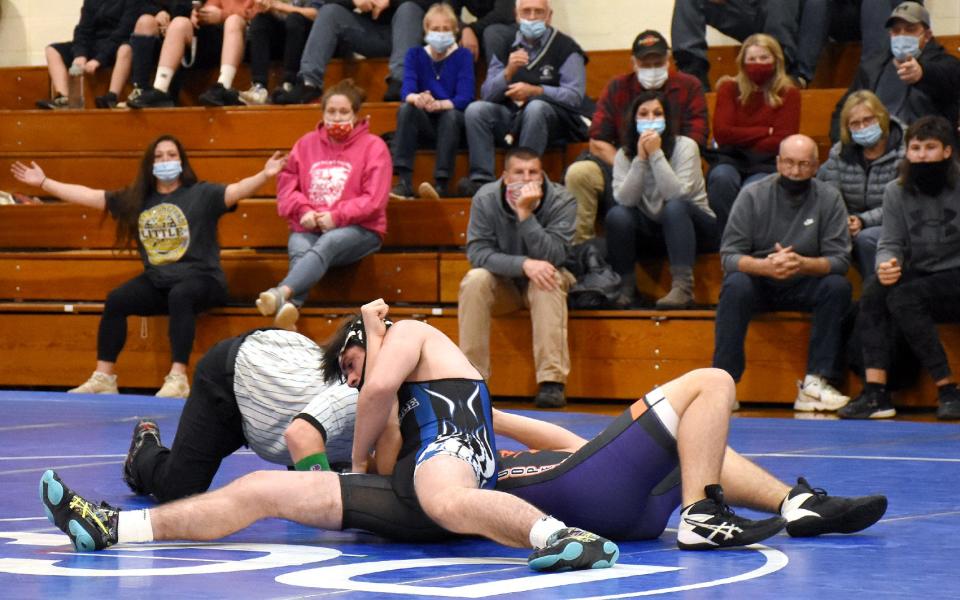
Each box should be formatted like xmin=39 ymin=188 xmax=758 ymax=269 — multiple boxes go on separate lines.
xmin=842 ymin=116 xmax=960 ymax=420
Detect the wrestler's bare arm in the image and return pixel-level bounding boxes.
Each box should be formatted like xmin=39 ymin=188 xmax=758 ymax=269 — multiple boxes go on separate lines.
xmin=351 ymin=321 xmax=425 ymax=472
xmin=492 ymin=408 xmax=587 ymax=452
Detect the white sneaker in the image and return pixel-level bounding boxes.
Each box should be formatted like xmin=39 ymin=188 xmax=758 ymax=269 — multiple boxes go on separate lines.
xmin=239 ymin=83 xmax=268 ymax=105
xmin=794 ymin=375 xmax=850 ymax=412
xmin=156 ymin=373 xmax=189 ymax=398
xmin=68 ymin=371 xmax=118 ymax=394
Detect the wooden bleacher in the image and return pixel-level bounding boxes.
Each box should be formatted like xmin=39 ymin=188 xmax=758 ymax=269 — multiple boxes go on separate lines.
xmin=2 ymin=40 xmax=959 ymax=408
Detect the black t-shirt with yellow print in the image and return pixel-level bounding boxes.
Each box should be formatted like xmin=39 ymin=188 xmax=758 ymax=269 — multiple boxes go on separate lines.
xmin=107 ymin=182 xmax=232 ymax=288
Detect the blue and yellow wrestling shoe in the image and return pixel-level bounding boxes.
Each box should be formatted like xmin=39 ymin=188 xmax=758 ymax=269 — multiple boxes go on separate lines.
xmin=527 ymin=527 xmax=619 ymax=572
xmin=40 ymin=470 xmax=119 ymax=551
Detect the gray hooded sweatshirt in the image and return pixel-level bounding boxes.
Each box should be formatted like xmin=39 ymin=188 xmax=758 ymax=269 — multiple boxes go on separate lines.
xmin=466 ymin=176 xmax=576 ymax=282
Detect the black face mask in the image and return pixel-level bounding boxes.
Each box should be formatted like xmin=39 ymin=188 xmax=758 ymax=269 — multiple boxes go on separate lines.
xmin=908 ymin=158 xmax=952 ymax=196
xmin=778 ymin=175 xmax=812 ymax=195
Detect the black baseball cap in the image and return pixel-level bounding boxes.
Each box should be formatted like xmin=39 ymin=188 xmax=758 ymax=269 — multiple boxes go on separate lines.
xmin=632 ymin=30 xmax=670 ymax=58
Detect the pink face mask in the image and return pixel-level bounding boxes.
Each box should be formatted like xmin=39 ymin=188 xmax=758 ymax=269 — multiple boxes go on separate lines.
xmin=325 ymin=121 xmax=353 ymax=142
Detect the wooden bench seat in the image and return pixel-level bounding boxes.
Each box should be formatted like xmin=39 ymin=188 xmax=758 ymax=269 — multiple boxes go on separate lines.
xmin=7 ymin=36 xmax=958 ymax=110
xmin=0 ymin=199 xmax=471 ymax=250
xmin=0 ymin=300 xmax=949 ymax=408
xmin=0 ymin=249 xmax=440 ymax=304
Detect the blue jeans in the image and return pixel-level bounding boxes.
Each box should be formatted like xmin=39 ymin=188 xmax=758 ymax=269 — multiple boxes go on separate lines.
xmin=481 ymin=23 xmax=516 ymax=61
xmin=299 ymin=2 xmax=422 ymax=86
xmin=393 ymin=103 xmax=464 ymax=184
xmin=672 ymin=0 xmax=822 ymax=87
xmin=280 ymin=226 xmax=382 ymax=305
xmin=604 ymin=201 xmax=719 ymax=276
xmin=713 ymin=272 xmax=852 ymax=381
xmin=853 ymin=225 xmax=881 ymax=277
xmin=707 ymin=165 xmax=769 ymax=236
xmin=464 ymin=99 xmax=562 ymax=182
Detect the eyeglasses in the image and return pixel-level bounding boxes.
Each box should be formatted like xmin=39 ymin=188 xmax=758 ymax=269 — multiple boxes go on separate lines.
xmin=848 ymin=115 xmax=878 ymax=131
xmin=778 ymin=158 xmax=816 ymax=170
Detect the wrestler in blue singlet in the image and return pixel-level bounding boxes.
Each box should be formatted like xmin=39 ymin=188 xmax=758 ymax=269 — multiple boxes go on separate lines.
xmin=391 ymin=378 xmax=498 ymax=504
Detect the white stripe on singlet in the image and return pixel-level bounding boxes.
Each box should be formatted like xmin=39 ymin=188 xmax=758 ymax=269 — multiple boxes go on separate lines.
xmin=232 ymin=329 xmax=357 ymax=465
xmin=644 ymin=387 xmax=679 ymax=439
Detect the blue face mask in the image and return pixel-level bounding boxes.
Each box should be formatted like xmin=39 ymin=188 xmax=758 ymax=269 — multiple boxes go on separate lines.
xmin=519 ymin=19 xmax=547 ymax=40
xmin=851 ymin=122 xmax=884 ymax=148
xmin=890 ymin=34 xmax=921 ymax=61
xmin=425 ymin=31 xmax=455 ymax=53
xmin=153 ymin=160 xmax=182 ymax=183
xmin=636 ymin=118 xmax=666 ymax=135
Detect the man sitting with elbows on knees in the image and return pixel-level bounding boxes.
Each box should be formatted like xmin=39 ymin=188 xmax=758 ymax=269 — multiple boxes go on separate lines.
xmin=458 ymin=146 xmax=576 ymax=409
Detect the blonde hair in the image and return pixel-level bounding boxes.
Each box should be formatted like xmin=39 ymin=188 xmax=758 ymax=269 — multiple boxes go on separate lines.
xmin=839 ymin=90 xmax=891 ymax=146
xmin=423 ymin=3 xmax=459 ymax=34
xmin=718 ymin=33 xmax=794 ymax=108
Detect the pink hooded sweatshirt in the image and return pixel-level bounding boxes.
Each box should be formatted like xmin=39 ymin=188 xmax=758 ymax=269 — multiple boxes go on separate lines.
xmin=276 ymin=119 xmax=392 ymax=238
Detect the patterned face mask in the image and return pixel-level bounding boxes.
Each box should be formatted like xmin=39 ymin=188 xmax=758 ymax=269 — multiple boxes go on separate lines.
xmin=325 ymin=121 xmax=353 ymax=142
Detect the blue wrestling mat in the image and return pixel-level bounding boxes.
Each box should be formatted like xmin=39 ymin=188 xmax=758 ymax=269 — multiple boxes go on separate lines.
xmin=1 ymin=390 xmax=957 ymax=599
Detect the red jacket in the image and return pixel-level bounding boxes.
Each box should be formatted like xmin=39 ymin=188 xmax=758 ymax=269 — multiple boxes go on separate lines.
xmin=712 ymin=79 xmax=801 ymax=155
xmin=276 ymin=119 xmax=392 ymax=238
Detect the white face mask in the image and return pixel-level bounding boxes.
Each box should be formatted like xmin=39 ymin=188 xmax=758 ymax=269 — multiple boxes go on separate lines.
xmin=636 ymin=66 xmax=669 ymax=89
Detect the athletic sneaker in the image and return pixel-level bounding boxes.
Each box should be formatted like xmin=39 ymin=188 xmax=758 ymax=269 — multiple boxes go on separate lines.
xmin=94 ymin=91 xmax=118 ymax=109
xmin=838 ymin=388 xmax=896 ymax=419
xmin=390 ymin=181 xmax=415 ymax=200
xmin=273 ymin=79 xmax=322 ymax=105
xmin=678 ymin=484 xmax=785 ymax=550
xmin=781 ymin=476 xmax=887 ymax=537
xmin=40 ymin=470 xmax=118 ymax=552
xmin=794 ymin=374 xmax=850 ymax=411
xmin=156 ymin=373 xmax=189 ymax=398
xmin=270 ymin=82 xmax=294 ymax=104
xmin=36 ymin=96 xmax=69 ymax=110
xmin=128 ymin=87 xmax=175 ymax=109
xmin=239 ymin=83 xmax=268 ymax=105
xmin=68 ymin=371 xmax=118 ymax=394
xmin=936 ymin=385 xmax=960 ymax=420
xmin=123 ymin=419 xmax=161 ymax=494
xmin=527 ymin=527 xmax=619 ymax=572
xmin=198 ymin=82 xmax=241 ymax=107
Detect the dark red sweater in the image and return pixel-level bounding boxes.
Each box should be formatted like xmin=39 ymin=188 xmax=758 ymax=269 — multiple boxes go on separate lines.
xmin=712 ymin=79 xmax=801 ymax=155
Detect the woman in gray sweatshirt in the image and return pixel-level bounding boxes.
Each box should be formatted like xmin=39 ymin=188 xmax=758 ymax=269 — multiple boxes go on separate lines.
xmin=605 ymin=90 xmax=717 ymax=308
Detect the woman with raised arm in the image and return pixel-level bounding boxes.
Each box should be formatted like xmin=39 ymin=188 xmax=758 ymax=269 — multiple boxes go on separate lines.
xmin=11 ymin=136 xmax=286 ymax=397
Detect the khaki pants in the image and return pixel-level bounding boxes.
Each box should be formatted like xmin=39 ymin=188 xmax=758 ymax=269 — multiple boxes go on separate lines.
xmin=458 ymin=267 xmax=575 ymax=384
xmin=564 ymin=160 xmax=605 ymax=244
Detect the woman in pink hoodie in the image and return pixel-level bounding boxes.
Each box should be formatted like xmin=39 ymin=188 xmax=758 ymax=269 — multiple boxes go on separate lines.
xmin=257 ymin=79 xmax=392 ymax=328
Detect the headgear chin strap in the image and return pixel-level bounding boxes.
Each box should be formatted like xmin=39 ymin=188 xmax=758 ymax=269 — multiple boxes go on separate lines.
xmin=338 ymin=316 xmax=393 ymax=390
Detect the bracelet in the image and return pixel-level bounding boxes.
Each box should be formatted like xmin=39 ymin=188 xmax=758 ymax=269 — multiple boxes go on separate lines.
xmin=40 ymin=176 xmax=47 ymax=189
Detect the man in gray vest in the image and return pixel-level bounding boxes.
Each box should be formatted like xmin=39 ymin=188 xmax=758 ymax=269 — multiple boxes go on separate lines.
xmin=457 ymin=0 xmax=586 ymax=197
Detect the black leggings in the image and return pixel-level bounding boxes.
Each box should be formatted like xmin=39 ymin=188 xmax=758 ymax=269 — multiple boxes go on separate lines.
xmin=859 ymin=269 xmax=960 ymax=382
xmin=97 ymin=272 xmax=228 ymax=365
